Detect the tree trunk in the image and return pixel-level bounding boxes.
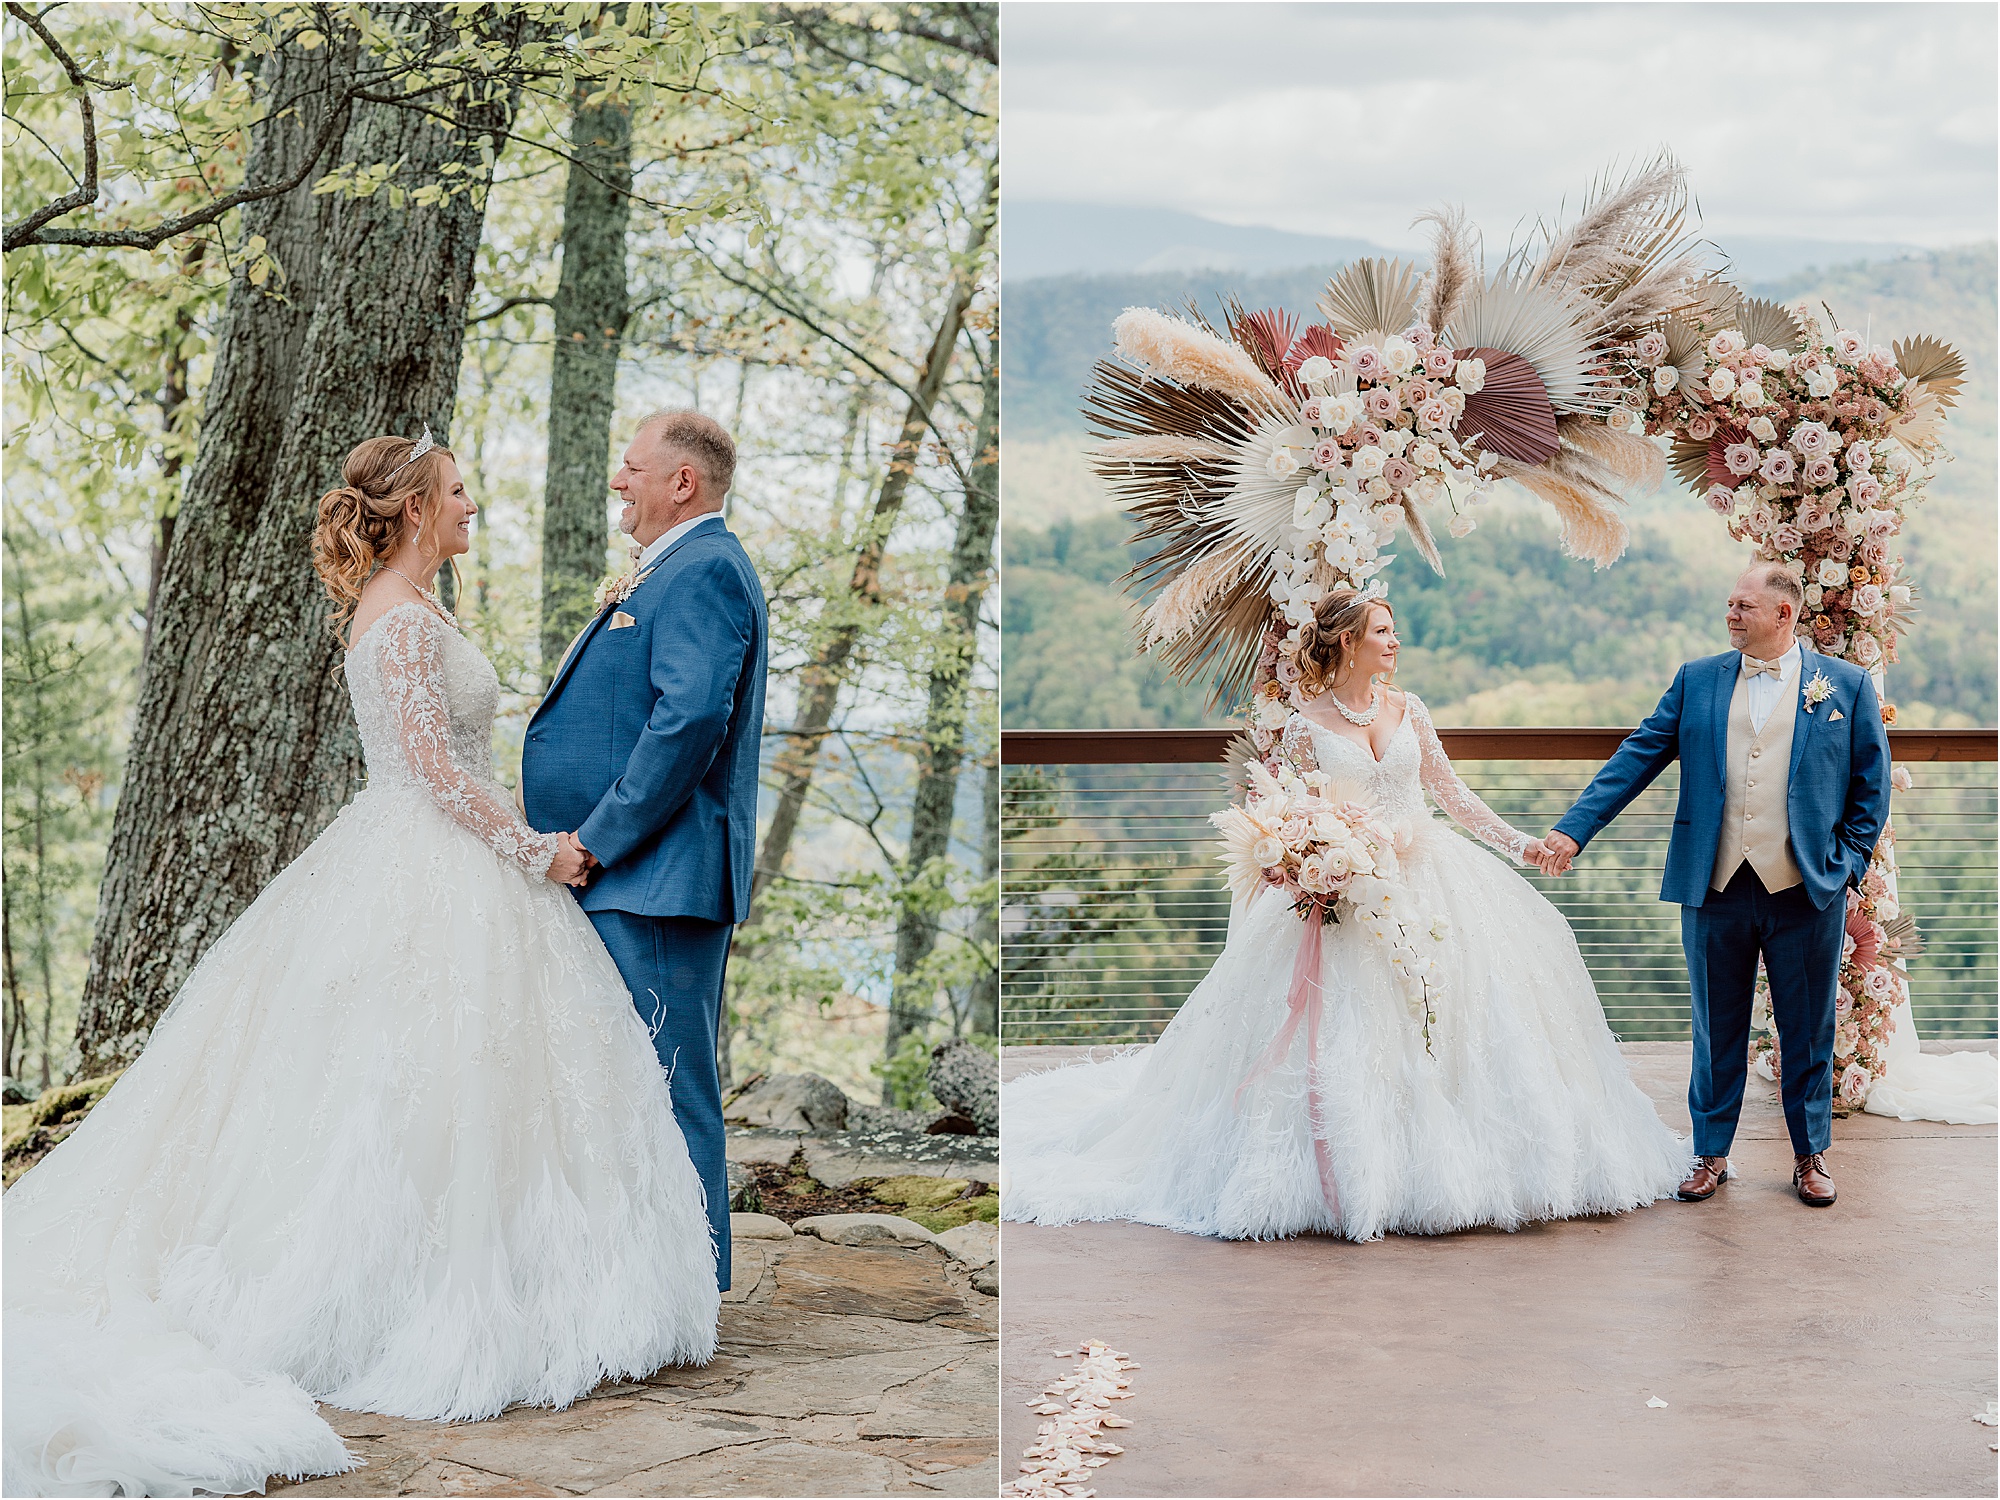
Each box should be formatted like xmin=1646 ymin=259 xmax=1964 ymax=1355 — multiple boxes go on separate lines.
xmin=74 ymin=16 xmax=530 ymax=1071
xmin=539 ymin=77 xmax=632 ymax=681
xmin=885 ymin=341 xmax=998 ymax=1061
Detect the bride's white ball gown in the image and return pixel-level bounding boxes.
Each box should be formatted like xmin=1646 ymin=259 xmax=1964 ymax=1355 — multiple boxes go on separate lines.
xmin=3 ymin=601 xmax=718 ymax=1497
xmin=1002 ymin=695 xmax=1693 ymax=1243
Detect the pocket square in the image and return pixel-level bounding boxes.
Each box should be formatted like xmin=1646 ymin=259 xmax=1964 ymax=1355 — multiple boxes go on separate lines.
xmin=1829 ymin=708 xmax=1844 ymax=720
xmin=608 ymin=611 xmax=637 ymax=630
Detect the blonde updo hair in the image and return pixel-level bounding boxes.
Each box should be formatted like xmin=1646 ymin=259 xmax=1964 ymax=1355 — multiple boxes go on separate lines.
xmin=1295 ymin=588 xmax=1394 ymax=700
xmin=312 ymin=433 xmax=457 ymax=631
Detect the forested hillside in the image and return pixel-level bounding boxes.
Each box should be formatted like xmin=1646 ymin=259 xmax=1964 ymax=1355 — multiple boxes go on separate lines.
xmin=1003 ymin=245 xmax=1997 ymax=729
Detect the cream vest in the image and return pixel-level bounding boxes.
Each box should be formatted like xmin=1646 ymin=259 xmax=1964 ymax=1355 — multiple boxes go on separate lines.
xmin=1710 ymin=666 xmax=1803 ymax=893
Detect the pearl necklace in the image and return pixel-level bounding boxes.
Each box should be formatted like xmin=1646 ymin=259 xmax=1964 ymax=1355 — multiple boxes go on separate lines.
xmin=381 ymin=565 xmax=457 ymax=627
xmin=1327 ymin=681 xmax=1381 ymax=726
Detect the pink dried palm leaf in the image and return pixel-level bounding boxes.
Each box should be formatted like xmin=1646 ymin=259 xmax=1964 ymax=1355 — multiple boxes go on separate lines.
xmin=1452 ymin=347 xmax=1560 ymax=464
xmin=1283 ymin=324 xmax=1344 ymax=376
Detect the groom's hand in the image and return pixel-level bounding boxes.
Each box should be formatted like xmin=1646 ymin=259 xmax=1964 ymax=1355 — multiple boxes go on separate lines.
xmin=565 ymin=831 xmax=601 ymax=886
xmin=1540 ymin=831 xmax=1579 ymax=875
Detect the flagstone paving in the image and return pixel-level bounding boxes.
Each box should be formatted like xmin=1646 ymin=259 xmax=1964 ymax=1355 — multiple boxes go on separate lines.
xmin=275 ymin=1230 xmax=997 ymax=1497
xmin=1002 ymin=1039 xmax=1998 ymax=1498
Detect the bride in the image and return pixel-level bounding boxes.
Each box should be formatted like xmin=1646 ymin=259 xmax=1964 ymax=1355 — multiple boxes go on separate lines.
xmin=1002 ymin=590 xmax=1693 ymax=1243
xmin=3 ymin=433 xmax=719 ymax=1497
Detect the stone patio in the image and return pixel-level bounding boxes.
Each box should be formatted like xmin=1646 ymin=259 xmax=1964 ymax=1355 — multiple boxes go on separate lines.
xmin=276 ymin=1225 xmax=997 ymax=1497
xmin=1001 ymin=1039 xmax=1998 ymax=1499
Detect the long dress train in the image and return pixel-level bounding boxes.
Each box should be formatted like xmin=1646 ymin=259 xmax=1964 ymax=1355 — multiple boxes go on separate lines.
xmin=4 ymin=601 xmax=719 ymax=1497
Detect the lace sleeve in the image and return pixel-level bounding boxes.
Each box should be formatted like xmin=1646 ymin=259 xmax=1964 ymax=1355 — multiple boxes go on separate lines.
xmin=1279 ymin=712 xmax=1319 ymax=774
xmin=1406 ymin=695 xmax=1530 ymax=864
xmin=376 ymin=607 xmax=561 ymax=880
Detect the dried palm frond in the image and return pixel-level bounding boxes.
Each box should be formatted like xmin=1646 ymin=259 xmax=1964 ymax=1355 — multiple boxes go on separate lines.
xmin=1085 ymin=358 xmax=1257 ymax=447
xmin=1881 ymin=909 xmax=1925 ymax=961
xmin=1661 ymin=314 xmax=1710 ymax=391
xmin=1112 ymin=306 xmax=1287 ymax=413
xmin=1220 ymin=415 xmax=1319 ymax=555
xmin=1893 ymin=334 xmax=1966 ymax=407
xmin=1452 ymin=275 xmax=1612 ymax=415
xmin=1680 ymin=274 xmax=1741 ymax=330
xmin=1560 ymin=417 xmax=1666 ymax=492
xmin=1887 ymin=384 xmax=1947 ymax=450
xmin=1319 ymin=257 xmax=1425 ymax=343
xmin=1455 ymin=347 xmax=1560 ymax=463
xmin=1416 ymin=206 xmax=1477 ymax=336
xmin=1218 ymin=730 xmax=1265 ymax=798
xmin=1227 ymin=302 xmax=1300 ymax=393
xmin=1093 ymin=434 xmax=1236 ymax=465
xmin=1668 ymin=437 xmax=1716 ymax=494
xmin=1284 ymin=324 xmax=1344 ymax=377
xmin=1734 ymin=296 xmax=1807 ymax=352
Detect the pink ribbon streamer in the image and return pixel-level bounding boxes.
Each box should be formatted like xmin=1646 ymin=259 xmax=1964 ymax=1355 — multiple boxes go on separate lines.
xmin=1234 ymin=906 xmax=1342 ymax=1224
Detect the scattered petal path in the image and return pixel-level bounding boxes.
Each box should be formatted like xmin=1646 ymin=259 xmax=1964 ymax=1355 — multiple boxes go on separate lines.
xmin=1004 ymin=1341 xmax=1138 ymax=1498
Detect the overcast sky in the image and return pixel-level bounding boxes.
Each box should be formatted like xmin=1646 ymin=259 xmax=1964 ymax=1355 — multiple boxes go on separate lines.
xmin=1003 ymin=2 xmax=1997 ymax=249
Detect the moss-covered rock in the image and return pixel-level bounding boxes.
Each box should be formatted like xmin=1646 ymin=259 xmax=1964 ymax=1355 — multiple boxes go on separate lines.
xmin=868 ymin=1175 xmax=972 ymax=1210
xmin=897 ymin=1192 xmax=1000 ymax=1234
xmin=3 ymin=1072 xmax=123 ymax=1187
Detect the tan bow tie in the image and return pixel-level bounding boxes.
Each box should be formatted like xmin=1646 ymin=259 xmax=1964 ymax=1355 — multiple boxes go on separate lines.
xmin=1742 ymin=656 xmax=1782 ymax=679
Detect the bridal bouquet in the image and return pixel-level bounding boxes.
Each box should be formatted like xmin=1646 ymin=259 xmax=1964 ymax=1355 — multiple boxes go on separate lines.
xmin=1212 ymin=757 xmax=1446 ymax=1048
xmin=1210 ymin=757 xmax=1397 ymax=922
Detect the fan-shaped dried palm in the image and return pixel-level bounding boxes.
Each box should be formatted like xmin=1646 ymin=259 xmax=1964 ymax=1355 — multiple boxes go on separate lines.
xmin=1228 ymin=302 xmax=1300 ymax=395
xmin=1886 ymin=385 xmax=1947 ymax=450
xmin=1661 ymin=314 xmax=1710 ymax=391
xmin=1416 ymin=206 xmax=1477 ymax=337
xmin=1893 ymin=335 xmax=1966 ymax=407
xmin=1319 ymin=258 xmax=1426 ymax=344
xmin=1220 ymin=415 xmax=1319 ymax=555
xmin=1452 ymin=277 xmax=1613 ymax=415
xmin=1218 ymin=729 xmax=1266 ymax=798
xmin=1113 ymin=306 xmax=1287 ymax=413
xmin=1284 ymin=324 xmax=1345 ymax=376
xmin=1085 ymin=359 xmax=1257 ymax=447
xmin=1454 ymin=347 xmax=1561 ymax=463
xmin=1668 ymin=437 xmax=1716 ymax=494
xmin=1680 ymin=274 xmax=1742 ymax=330
xmin=1733 ymin=296 xmax=1807 ymax=352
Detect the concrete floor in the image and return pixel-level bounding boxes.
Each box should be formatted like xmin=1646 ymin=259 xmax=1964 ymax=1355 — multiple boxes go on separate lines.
xmin=1001 ymin=1041 xmax=1998 ymax=1498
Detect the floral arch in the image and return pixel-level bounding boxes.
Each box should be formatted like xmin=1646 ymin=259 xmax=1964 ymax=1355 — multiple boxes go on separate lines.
xmin=1081 ymin=159 xmax=1966 ymax=1115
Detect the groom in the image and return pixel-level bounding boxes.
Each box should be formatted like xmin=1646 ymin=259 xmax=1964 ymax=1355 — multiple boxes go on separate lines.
xmin=522 ymin=410 xmax=767 ymax=1290
xmin=1539 ymin=563 xmax=1889 ymax=1209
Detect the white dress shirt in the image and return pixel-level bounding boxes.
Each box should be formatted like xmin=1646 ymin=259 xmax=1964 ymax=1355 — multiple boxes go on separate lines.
xmin=637 ymin=509 xmax=724 ymax=571
xmin=1742 ymin=639 xmax=1801 ymax=733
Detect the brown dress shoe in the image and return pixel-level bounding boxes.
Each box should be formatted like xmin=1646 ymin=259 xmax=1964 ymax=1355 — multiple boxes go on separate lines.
xmin=1794 ymin=1152 xmax=1837 ymax=1206
xmin=1676 ymin=1155 xmax=1730 ymax=1201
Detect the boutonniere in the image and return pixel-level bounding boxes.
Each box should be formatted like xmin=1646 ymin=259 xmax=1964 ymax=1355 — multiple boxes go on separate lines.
xmin=1802 ymin=670 xmax=1835 ymax=714
xmin=592 ymin=548 xmax=654 ymax=613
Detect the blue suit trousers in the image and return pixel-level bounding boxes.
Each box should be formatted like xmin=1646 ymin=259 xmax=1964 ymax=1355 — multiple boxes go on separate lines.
xmin=588 ymin=909 xmax=733 ymax=1290
xmin=1683 ymin=866 xmax=1845 ymax=1158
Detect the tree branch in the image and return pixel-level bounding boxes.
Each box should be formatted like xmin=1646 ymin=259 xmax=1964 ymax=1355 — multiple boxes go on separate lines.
xmin=1 ymin=1 xmax=131 ymax=248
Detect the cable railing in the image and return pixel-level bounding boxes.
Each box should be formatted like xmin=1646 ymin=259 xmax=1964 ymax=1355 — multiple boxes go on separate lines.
xmin=1000 ymin=727 xmax=1998 ymax=1046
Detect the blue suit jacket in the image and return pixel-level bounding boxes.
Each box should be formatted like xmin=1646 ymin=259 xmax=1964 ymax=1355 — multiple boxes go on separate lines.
xmin=1552 ymin=645 xmax=1890 ymax=911
xmin=521 ymin=515 xmax=767 ymax=924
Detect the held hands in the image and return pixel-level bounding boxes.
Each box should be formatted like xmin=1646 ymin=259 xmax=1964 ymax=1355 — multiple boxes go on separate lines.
xmin=546 ymin=832 xmax=600 ymax=888
xmin=1526 ymin=831 xmax=1579 ymax=877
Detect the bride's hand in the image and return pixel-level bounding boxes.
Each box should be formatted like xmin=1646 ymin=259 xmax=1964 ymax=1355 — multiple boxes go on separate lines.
xmin=547 ymin=835 xmax=592 ymax=887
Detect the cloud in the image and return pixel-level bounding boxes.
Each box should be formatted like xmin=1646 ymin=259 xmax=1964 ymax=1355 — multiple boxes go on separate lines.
xmin=1003 ymin=1 xmax=1997 ymax=248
